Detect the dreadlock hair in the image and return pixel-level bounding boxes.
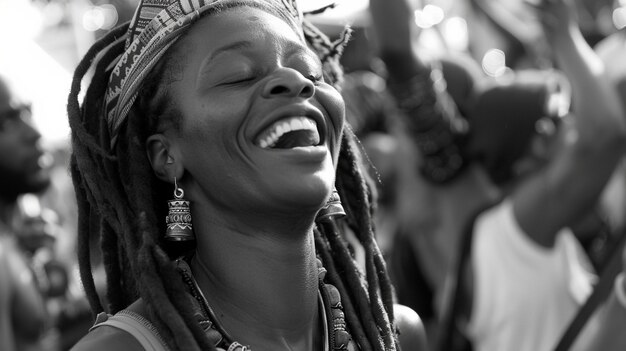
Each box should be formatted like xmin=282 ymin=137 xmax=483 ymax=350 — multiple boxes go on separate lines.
xmin=67 ymin=2 xmax=400 ymax=350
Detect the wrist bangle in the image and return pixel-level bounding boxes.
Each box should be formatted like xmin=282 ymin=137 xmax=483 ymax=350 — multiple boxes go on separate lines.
xmin=615 ymin=272 xmax=626 ymax=309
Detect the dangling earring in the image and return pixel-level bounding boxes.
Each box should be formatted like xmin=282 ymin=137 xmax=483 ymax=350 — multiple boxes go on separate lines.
xmin=164 ymin=177 xmax=195 ymax=242
xmin=316 ymin=187 xmax=346 ymax=223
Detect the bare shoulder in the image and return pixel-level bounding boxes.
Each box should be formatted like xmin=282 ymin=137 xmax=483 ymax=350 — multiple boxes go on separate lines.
xmin=71 ymin=323 xmax=145 ymax=351
xmin=394 ymin=303 xmax=429 ymax=350
xmin=72 ymin=300 xmax=157 ymax=351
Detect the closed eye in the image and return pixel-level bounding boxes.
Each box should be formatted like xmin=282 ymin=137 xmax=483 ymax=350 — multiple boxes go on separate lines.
xmin=222 ymin=76 xmax=256 ymax=86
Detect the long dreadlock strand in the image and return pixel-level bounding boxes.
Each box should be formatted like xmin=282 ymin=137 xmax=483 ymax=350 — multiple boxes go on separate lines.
xmin=67 ymin=24 xmax=128 ymax=160
xmin=316 ymin=181 xmax=384 ymax=350
xmin=148 ymin=240 xmax=217 ymax=351
xmin=366 ymin=256 xmax=394 ymax=350
xmin=134 ymin=231 xmax=204 ymax=350
xmin=70 ymin=157 xmax=103 ymax=315
xmin=155 ymin=255 xmax=217 ymax=351
xmin=99 ymin=220 xmax=124 ymax=312
xmin=68 ymin=19 xmax=171 ymax=331
xmin=68 ymin=26 xmax=127 ymax=231
xmin=119 ymin=234 xmax=140 ymax=308
xmin=373 ymin=239 xmax=396 ymax=321
xmin=106 ymin=125 xmax=146 ymax=305
xmin=339 ymin=129 xmax=397 ymax=316
xmin=362 ymin=252 xmax=392 ymax=348
xmin=315 ymin=229 xmax=374 ymax=351
xmin=70 ymin=114 xmax=114 ymax=222
xmin=323 ymin=219 xmax=385 ymax=350
xmin=335 ymin=130 xmax=398 ymax=349
xmin=71 ymin=89 xmax=126 ymax=314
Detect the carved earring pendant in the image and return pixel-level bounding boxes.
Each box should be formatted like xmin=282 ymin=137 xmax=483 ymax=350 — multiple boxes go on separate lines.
xmin=316 ymin=188 xmax=346 ymax=223
xmin=164 ymin=177 xmax=195 ymax=242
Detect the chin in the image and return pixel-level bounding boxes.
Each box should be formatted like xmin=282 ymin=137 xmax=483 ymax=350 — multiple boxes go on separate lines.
xmin=276 ymin=183 xmax=332 ymax=212
xmin=292 ymin=188 xmax=331 ymax=207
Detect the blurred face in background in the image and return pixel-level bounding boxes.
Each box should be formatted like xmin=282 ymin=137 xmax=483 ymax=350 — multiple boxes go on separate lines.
xmin=0 ymin=78 xmax=51 ymax=200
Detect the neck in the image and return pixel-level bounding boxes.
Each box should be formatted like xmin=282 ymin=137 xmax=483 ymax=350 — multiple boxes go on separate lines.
xmin=190 ymin=204 xmax=322 ymax=349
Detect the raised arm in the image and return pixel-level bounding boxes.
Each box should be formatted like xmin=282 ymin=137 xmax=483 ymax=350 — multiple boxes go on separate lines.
xmin=512 ymin=0 xmax=626 ymax=247
xmin=369 ymin=0 xmax=421 ymax=75
xmin=369 ymin=0 xmax=469 ymax=184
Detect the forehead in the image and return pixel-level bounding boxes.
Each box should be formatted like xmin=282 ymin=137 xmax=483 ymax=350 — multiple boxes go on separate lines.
xmin=180 ymin=6 xmax=303 ymax=53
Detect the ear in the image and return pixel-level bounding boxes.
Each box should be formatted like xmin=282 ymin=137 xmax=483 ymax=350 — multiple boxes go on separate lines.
xmin=146 ymin=134 xmax=183 ymax=182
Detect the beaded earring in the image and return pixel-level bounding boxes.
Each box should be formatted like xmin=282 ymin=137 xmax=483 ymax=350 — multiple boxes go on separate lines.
xmin=164 ymin=177 xmax=195 ymax=242
xmin=316 ymin=188 xmax=346 ymax=222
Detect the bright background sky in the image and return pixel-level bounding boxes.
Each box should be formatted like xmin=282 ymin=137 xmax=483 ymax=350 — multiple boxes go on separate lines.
xmin=0 ymin=0 xmax=76 ymax=148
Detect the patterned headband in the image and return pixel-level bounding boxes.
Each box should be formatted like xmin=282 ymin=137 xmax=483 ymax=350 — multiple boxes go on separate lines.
xmin=104 ymin=0 xmax=307 ymax=148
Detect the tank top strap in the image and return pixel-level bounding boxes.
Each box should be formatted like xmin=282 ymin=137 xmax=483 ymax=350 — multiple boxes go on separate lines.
xmin=90 ymin=310 xmax=169 ymax=351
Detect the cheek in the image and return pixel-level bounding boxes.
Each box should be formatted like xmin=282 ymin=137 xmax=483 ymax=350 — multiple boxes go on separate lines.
xmin=181 ymin=99 xmax=243 ymax=138
xmin=331 ymin=94 xmax=346 ymax=163
xmin=321 ymin=86 xmax=346 ymax=143
xmin=178 ymin=110 xmax=245 ymax=173
xmin=180 ymin=124 xmax=229 ymax=164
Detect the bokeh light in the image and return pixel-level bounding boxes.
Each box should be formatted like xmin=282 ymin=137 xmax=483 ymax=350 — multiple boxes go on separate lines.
xmin=442 ymin=16 xmax=469 ymax=52
xmin=415 ymin=4 xmax=445 ymax=29
xmin=482 ymin=49 xmax=507 ymax=77
xmin=82 ymin=4 xmax=118 ymax=32
xmin=613 ymin=6 xmax=626 ymax=29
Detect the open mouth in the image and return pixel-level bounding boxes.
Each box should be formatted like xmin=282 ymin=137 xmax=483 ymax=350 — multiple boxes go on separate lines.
xmin=256 ymin=116 xmax=321 ymax=149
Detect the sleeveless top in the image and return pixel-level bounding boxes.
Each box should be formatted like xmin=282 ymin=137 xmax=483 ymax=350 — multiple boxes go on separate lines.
xmin=87 ymin=294 xmax=332 ymax=351
xmin=90 ymin=310 xmax=169 ymax=351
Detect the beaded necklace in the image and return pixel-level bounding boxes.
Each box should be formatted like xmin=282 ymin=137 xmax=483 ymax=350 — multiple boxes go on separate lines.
xmin=176 ymin=258 xmax=358 ymax=351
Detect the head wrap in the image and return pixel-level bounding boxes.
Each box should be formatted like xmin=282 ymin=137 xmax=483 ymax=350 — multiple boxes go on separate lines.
xmin=104 ymin=0 xmax=343 ymax=148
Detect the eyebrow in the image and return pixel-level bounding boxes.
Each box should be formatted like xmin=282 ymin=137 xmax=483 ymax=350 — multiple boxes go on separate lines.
xmin=196 ymin=40 xmax=255 ymax=87
xmin=209 ymin=40 xmax=255 ymax=61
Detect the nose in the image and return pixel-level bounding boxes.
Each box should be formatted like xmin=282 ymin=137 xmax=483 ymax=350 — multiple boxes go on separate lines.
xmin=20 ymin=118 xmax=42 ymax=144
xmin=262 ymin=68 xmax=315 ymax=99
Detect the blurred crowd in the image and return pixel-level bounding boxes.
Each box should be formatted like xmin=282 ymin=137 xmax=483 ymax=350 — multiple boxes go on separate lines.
xmin=1 ymin=0 xmax=625 ymax=350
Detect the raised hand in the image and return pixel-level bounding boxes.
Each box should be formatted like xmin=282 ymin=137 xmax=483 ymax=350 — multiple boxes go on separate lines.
xmin=369 ymin=0 xmax=420 ymax=55
xmin=526 ymin=0 xmax=578 ymax=41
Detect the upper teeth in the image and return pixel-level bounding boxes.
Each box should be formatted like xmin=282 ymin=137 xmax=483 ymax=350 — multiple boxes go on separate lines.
xmin=257 ymin=116 xmax=319 ymax=148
